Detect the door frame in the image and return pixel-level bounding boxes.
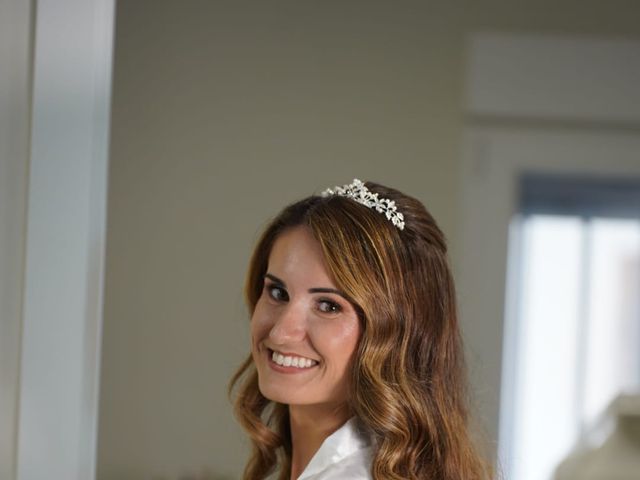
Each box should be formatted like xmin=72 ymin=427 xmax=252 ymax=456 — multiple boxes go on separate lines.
xmin=0 ymin=0 xmax=115 ymax=478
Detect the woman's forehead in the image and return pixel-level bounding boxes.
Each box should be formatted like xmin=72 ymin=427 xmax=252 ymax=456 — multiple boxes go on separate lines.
xmin=267 ymin=227 xmax=336 ymax=288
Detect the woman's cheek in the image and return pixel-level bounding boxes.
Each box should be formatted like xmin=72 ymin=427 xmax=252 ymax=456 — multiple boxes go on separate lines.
xmin=251 ymin=303 xmax=273 ymax=338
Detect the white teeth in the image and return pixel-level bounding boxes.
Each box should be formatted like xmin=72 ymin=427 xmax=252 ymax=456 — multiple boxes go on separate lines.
xmin=270 ymin=350 xmax=317 ymax=369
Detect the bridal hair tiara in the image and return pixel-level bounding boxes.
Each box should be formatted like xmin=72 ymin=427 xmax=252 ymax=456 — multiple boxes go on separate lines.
xmin=320 ymin=179 xmax=405 ymax=230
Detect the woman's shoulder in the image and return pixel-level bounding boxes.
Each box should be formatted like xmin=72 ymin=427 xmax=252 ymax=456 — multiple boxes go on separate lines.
xmin=302 ymin=444 xmax=373 ymax=480
xmin=298 ymin=417 xmax=374 ymax=480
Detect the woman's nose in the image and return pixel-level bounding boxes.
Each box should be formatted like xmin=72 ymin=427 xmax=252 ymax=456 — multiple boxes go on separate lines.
xmin=268 ymin=303 xmax=306 ymax=344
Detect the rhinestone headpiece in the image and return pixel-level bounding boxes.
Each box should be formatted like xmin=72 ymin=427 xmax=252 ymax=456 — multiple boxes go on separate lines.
xmin=320 ymin=178 xmax=405 ymax=230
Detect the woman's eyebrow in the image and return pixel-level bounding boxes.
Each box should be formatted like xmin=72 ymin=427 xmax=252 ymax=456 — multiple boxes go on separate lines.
xmin=264 ymin=273 xmax=350 ymax=300
xmin=311 ymin=287 xmax=355 ymax=305
xmin=264 ymin=273 xmax=285 ymax=286
xmin=308 ymin=287 xmax=347 ymax=297
xmin=264 ymin=273 xmax=349 ymax=300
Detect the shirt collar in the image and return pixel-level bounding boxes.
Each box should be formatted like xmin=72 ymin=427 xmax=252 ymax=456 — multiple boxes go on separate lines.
xmin=297 ymin=416 xmax=372 ymax=479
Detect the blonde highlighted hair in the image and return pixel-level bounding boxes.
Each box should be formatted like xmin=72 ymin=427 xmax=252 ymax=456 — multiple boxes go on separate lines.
xmin=229 ymin=181 xmax=494 ymax=479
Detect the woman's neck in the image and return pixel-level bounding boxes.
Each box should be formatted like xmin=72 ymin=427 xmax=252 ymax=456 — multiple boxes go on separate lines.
xmin=288 ymin=403 xmax=351 ymax=480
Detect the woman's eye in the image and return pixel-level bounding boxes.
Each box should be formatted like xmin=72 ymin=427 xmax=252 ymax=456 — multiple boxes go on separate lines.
xmin=318 ymin=299 xmax=342 ymax=314
xmin=266 ymin=284 xmax=288 ymax=302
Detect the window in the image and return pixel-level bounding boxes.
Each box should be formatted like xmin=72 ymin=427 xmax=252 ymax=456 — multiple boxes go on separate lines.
xmin=500 ymin=174 xmax=640 ymax=480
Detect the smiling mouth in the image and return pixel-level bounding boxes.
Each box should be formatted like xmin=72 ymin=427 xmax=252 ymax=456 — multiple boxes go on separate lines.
xmin=267 ymin=348 xmax=319 ymax=369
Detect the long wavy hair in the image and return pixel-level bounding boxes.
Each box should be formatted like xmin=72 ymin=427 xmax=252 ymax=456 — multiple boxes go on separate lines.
xmin=229 ymin=181 xmax=494 ymax=479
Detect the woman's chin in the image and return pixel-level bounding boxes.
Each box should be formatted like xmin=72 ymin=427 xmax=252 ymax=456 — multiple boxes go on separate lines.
xmin=258 ymin=381 xmax=303 ymax=405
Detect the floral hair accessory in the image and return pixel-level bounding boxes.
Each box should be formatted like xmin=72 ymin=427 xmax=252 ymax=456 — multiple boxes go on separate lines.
xmin=320 ymin=178 xmax=405 ymax=230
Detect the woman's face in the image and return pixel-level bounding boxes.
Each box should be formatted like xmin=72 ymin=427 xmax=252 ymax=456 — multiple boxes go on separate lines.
xmin=251 ymin=226 xmax=361 ymax=408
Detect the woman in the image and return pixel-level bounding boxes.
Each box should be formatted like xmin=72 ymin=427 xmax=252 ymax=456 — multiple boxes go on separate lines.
xmin=229 ymin=179 xmax=493 ymax=479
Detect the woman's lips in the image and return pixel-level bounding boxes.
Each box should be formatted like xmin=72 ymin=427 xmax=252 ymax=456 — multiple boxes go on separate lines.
xmin=266 ymin=348 xmax=319 ymax=373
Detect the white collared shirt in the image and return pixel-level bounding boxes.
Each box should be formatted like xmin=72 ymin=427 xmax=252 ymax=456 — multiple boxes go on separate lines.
xmin=296 ymin=417 xmax=374 ymax=480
